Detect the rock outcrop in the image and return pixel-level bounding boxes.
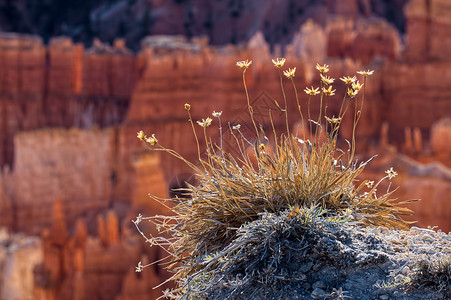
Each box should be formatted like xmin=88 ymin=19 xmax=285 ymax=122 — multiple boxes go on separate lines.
xmin=0 ymin=34 xmax=134 ymax=168
xmin=0 ymin=228 xmax=42 ymax=300
xmin=9 ymin=128 xmax=114 ymax=234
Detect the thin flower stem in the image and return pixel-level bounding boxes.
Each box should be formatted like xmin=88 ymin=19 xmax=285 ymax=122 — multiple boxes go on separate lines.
xmin=316 ymin=84 xmax=324 ymax=144
xmin=269 ymin=109 xmax=279 ymax=157
xmin=278 ymin=68 xmax=290 ymax=136
xmin=187 ymin=110 xmax=202 ymax=162
xmin=243 ymin=69 xmax=260 ymax=142
xmin=217 ymin=116 xmax=224 ymax=160
xmin=308 ymin=96 xmax=312 ymax=138
xmin=290 ymin=78 xmax=305 ymax=141
xmin=350 ymin=76 xmax=367 ymax=162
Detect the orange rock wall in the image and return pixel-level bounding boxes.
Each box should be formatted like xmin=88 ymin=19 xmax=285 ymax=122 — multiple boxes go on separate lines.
xmin=1 ymin=1 xmax=451 ymax=298
xmin=9 ymin=128 xmax=114 ymax=234
xmin=0 ymin=34 xmax=135 ymax=168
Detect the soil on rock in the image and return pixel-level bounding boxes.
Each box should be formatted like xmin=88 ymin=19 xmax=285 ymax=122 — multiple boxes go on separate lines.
xmin=199 ymin=215 xmax=450 ymax=300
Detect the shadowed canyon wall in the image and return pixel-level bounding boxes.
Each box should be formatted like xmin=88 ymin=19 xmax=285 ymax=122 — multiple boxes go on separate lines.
xmin=0 ymin=0 xmax=451 ymax=299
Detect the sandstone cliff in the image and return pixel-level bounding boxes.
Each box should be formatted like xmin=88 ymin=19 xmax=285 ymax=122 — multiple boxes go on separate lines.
xmin=0 ymin=0 xmax=450 ymax=299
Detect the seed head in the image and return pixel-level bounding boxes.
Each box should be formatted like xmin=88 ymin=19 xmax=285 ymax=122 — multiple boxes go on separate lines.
xmin=184 ymin=103 xmax=191 ymax=110
xmin=212 ymin=111 xmax=222 ymax=118
xmin=136 ymin=261 xmax=143 ymax=273
xmin=320 ymin=74 xmax=335 ymax=85
xmin=322 ymin=85 xmax=336 ymax=96
xmin=316 ymin=63 xmax=329 ymax=73
xmin=236 ymin=59 xmax=252 ymax=69
xmin=357 ymin=70 xmax=374 ymax=76
xmin=385 ymin=167 xmax=398 ymax=179
xmin=283 ymin=67 xmax=296 ymax=79
xmin=137 ymin=130 xmax=146 ymax=141
xmin=304 ymin=86 xmax=320 ymax=95
xmin=324 ymin=115 xmax=341 ymax=124
xmin=197 ymin=117 xmax=212 ymax=128
xmin=365 ymin=180 xmax=374 ymax=189
xmin=146 ymin=134 xmax=158 ymax=145
xmin=272 ymin=57 xmax=286 ymax=68
xmin=232 ymin=124 xmax=241 ymax=130
xmin=340 ymin=76 xmax=357 ymax=85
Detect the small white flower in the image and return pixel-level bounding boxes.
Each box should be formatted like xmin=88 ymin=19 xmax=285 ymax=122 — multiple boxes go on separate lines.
xmin=136 ymin=261 xmax=143 ymax=273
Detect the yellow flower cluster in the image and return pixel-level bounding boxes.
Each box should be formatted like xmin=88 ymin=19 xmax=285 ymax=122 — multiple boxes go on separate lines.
xmin=197 ymin=117 xmax=213 ymax=128
xmin=304 ymin=87 xmax=320 ymax=95
xmin=283 ymin=67 xmax=296 ymax=79
xmin=236 ymin=60 xmax=252 ymax=69
xmin=137 ymin=130 xmax=158 ymax=145
xmin=272 ymin=57 xmax=286 ymax=68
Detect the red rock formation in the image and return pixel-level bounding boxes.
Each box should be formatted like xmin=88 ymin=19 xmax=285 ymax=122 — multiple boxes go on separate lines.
xmin=0 ymin=228 xmax=42 ymax=300
xmin=1 ymin=1 xmax=451 ymax=298
xmin=326 ymin=16 xmax=402 ymax=64
xmin=0 ymin=34 xmax=135 ymax=168
xmin=32 ymin=197 xmax=171 ymax=300
xmin=405 ymin=0 xmax=451 ymax=61
xmin=360 ymin=148 xmax=451 ymax=232
xmin=10 ymin=128 xmax=114 ymax=234
xmin=430 ymin=118 xmax=451 ymax=156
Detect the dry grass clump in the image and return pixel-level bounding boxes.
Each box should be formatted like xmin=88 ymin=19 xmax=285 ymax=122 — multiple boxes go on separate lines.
xmin=134 ymin=59 xmax=414 ymax=298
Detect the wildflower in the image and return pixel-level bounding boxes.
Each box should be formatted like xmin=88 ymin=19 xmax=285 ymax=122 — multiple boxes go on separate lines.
xmin=137 ymin=130 xmax=146 ymax=141
xmin=304 ymin=86 xmax=320 ymax=95
xmin=316 ymin=63 xmax=329 ymax=73
xmin=197 ymin=117 xmax=212 ymax=128
xmin=272 ymin=57 xmax=286 ymax=68
xmin=352 ymin=81 xmax=364 ymax=91
xmin=288 ymin=205 xmax=300 ymax=218
xmin=259 ymin=143 xmax=265 ymax=150
xmin=357 ymin=70 xmax=374 ymax=76
xmin=232 ymin=124 xmax=241 ymax=130
xmin=146 ymin=134 xmax=158 ymax=145
xmin=212 ymin=111 xmax=222 ymax=117
xmin=340 ymin=76 xmax=357 ymax=85
xmin=236 ymin=59 xmax=252 ymax=69
xmin=365 ymin=180 xmax=374 ymax=189
xmin=283 ymin=67 xmax=296 ymax=79
xmin=322 ymin=85 xmax=336 ymax=96
xmin=385 ymin=167 xmax=398 ymax=179
xmin=324 ymin=115 xmax=341 ymax=124
xmin=184 ymin=103 xmax=191 ymax=110
xmin=347 ymin=88 xmax=359 ymax=98
xmin=136 ymin=261 xmax=143 ymax=272
xmin=320 ymin=74 xmax=335 ymax=85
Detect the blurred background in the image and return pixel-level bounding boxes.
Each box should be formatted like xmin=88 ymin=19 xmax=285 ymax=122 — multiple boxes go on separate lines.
xmin=0 ymin=0 xmax=450 ymax=299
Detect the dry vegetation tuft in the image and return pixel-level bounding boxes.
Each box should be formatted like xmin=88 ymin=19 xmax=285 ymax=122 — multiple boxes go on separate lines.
xmin=134 ymin=60 xmax=416 ymax=299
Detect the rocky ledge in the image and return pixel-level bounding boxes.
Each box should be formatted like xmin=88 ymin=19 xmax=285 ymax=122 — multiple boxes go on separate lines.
xmin=185 ymin=212 xmax=451 ymax=300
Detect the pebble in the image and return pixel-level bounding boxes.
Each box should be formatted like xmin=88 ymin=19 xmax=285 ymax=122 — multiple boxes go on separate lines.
xmin=300 ymin=262 xmax=314 ymax=273
xmin=311 ymin=288 xmax=326 ymax=298
xmin=426 ymin=248 xmax=436 ymax=255
xmin=379 ymin=295 xmax=389 ymax=300
xmin=312 ymin=280 xmax=326 ymax=289
xmin=422 ymin=235 xmax=435 ymax=243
